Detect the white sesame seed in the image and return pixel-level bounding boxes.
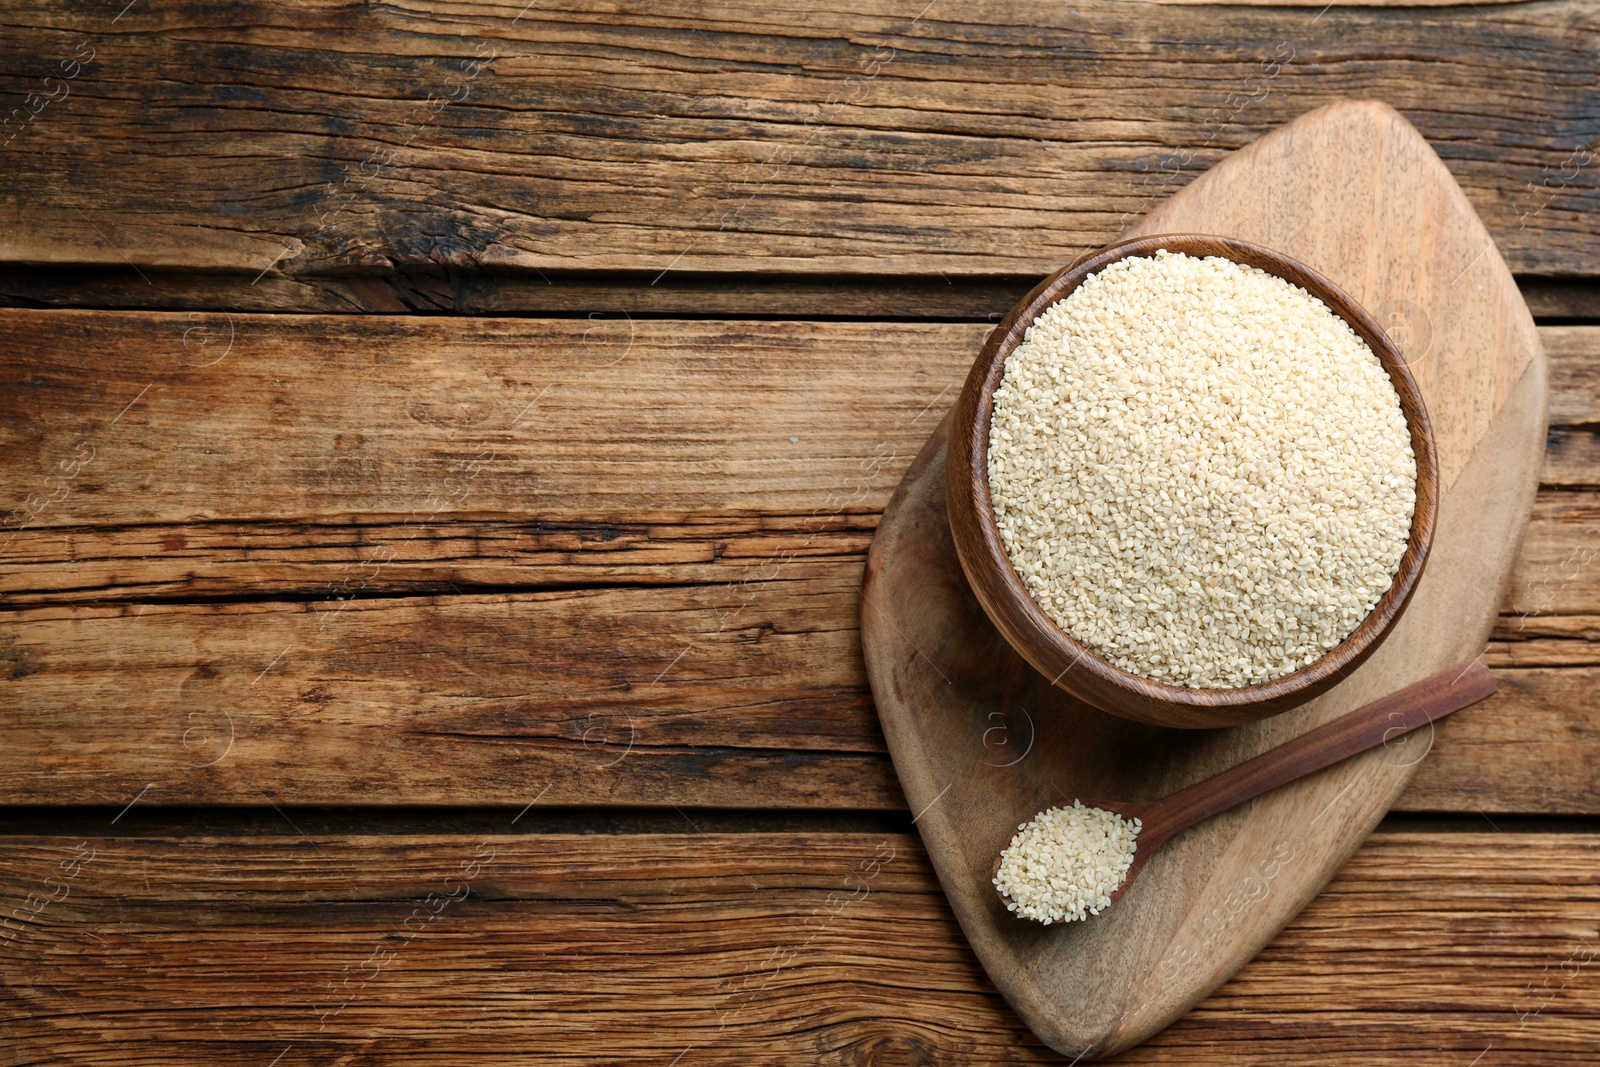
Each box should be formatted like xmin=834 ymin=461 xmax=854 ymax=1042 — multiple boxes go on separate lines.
xmin=993 ymin=801 xmax=1141 ymax=923
xmin=987 ymin=250 xmax=1416 ymax=689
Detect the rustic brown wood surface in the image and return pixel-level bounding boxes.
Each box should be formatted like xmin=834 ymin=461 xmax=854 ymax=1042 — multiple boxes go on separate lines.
xmin=2 ymin=0 xmax=1599 ymax=1062
xmin=0 ymin=309 xmax=1593 ymax=812
xmin=2 ymin=830 xmax=1599 ymax=1064
xmin=2 ymin=1 xmax=1599 ymax=281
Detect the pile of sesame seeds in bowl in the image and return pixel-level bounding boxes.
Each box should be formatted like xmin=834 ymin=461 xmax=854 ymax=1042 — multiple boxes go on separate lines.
xmin=986 ymin=248 xmax=1418 ymax=691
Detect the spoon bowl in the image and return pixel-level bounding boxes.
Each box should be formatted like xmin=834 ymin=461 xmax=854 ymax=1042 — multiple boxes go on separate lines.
xmin=991 ymin=796 xmax=1157 ymax=915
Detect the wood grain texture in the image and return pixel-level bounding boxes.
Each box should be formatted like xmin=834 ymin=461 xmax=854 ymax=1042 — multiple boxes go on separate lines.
xmin=2 ymin=830 xmax=1598 ymax=1065
xmin=1 ymin=1 xmax=1598 ymax=281
xmin=0 ymin=267 xmax=1056 ymax=318
xmin=0 ymin=569 xmax=1594 ymax=813
xmin=1 ymin=311 xmax=1594 ymax=588
xmin=0 ymin=4 xmax=1593 ymax=1061
xmin=0 ymin=308 xmax=1593 ymax=814
xmin=0 ymin=580 xmax=890 ymax=809
xmin=864 ymin=100 xmax=1546 ymax=1057
xmin=0 ymin=312 xmax=958 ymax=529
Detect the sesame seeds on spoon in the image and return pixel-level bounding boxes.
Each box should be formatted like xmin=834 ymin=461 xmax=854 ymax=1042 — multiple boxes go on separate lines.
xmin=993 ymin=801 xmax=1141 ymax=924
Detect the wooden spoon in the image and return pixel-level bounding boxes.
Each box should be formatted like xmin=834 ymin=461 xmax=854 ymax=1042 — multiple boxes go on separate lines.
xmin=993 ymin=657 xmax=1497 ymax=921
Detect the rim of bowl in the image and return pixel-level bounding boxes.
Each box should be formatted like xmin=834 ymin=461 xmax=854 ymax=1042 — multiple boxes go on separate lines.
xmin=951 ymin=233 xmax=1439 ymax=718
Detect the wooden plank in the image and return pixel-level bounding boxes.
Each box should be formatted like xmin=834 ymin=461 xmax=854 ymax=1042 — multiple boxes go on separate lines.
xmin=0 ymin=311 xmax=967 ymax=529
xmin=1 ymin=2 xmax=1598 ymax=280
xmin=1507 ymin=491 xmax=1600 ymax=615
xmin=2 ymin=311 xmax=1597 ymax=538
xmin=1 ymin=830 xmax=1597 ymax=1063
xmin=1490 ymin=615 xmax=1600 ymax=666
xmin=1521 ymin=280 xmax=1600 ymax=323
xmin=1406 ymin=667 xmax=1600 ymax=814
xmin=3 ymin=494 xmax=1600 ymax=614
xmin=1545 ymin=327 xmax=1600 ymax=426
xmin=1546 ymin=429 xmax=1600 ymax=487
xmin=0 ymin=517 xmax=878 ymax=603
xmin=1 ymin=312 xmax=1593 ymax=614
xmin=0 ymin=575 xmax=1594 ymax=813
xmin=1 ymin=311 xmax=1598 ymax=813
xmin=0 ymin=582 xmax=896 ymax=808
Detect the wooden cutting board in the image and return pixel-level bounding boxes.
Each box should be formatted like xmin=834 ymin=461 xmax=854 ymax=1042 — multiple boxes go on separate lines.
xmin=861 ymin=99 xmax=1546 ymax=1059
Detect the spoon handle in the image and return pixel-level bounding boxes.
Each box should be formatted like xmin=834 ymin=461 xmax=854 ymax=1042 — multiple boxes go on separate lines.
xmin=1143 ymin=658 xmax=1496 ymax=844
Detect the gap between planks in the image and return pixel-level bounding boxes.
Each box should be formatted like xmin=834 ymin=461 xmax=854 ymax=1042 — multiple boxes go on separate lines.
xmin=0 ymin=806 xmax=1593 ymax=839
xmin=4 ymin=269 xmax=1600 ymax=321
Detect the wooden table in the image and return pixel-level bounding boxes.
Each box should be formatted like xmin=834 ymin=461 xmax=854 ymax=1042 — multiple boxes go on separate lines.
xmin=2 ymin=2 xmax=1598 ymax=1062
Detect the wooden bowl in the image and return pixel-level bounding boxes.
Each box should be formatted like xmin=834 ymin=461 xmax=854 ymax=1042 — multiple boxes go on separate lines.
xmin=945 ymin=234 xmax=1439 ymax=728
